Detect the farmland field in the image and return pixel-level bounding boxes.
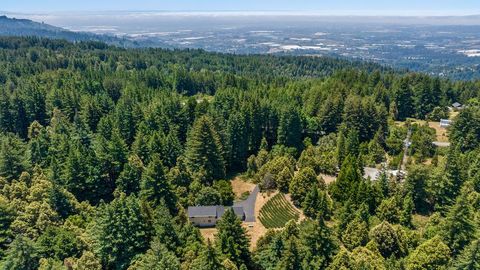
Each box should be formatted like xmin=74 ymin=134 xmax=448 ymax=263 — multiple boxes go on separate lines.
xmin=259 ymin=193 xmax=300 ymax=229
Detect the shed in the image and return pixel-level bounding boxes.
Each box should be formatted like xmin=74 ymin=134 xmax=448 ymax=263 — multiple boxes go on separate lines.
xmin=452 ymin=102 xmax=463 ymax=110
xmin=440 ymin=119 xmax=452 ymax=128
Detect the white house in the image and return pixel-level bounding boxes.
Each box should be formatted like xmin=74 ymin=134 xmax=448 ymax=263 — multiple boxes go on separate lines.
xmin=188 ymin=205 xmax=245 ymax=227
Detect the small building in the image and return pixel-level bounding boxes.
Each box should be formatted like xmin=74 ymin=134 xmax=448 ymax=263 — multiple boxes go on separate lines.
xmin=440 ymin=119 xmax=453 ymax=128
xmin=452 ymin=102 xmax=464 ymax=111
xmin=188 ymin=205 xmax=245 ymax=227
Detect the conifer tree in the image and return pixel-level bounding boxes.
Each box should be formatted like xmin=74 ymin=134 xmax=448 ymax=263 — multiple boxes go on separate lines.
xmin=441 ymin=188 xmax=476 ymax=255
xmin=215 ymin=208 xmax=251 ymax=268
xmin=451 ymin=239 xmax=480 ymax=270
xmin=330 ymin=155 xmax=362 ymax=204
xmin=185 ymin=116 xmax=225 ymax=184
xmin=435 ymin=147 xmax=464 ymax=210
xmin=226 ymin=112 xmax=249 ymax=171
xmin=0 ymin=134 xmax=28 ymax=182
xmin=116 ymin=155 xmax=144 ymax=195
xmin=301 ymin=218 xmax=338 ymax=269
xmin=277 ymin=107 xmax=302 ymax=149
xmin=406 ymin=236 xmax=451 ymax=270
xmin=277 ymin=238 xmax=302 ymax=270
xmin=140 ymin=155 xmax=177 ymax=213
xmin=0 ymin=236 xmax=39 ymax=270
xmin=92 ymin=194 xmax=151 ymax=270
xmin=128 ymin=239 xmax=180 ymax=270
xmin=190 ymin=240 xmax=224 ymax=270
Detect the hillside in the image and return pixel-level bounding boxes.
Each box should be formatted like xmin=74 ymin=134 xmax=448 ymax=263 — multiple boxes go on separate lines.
xmin=0 ymin=36 xmax=479 ymax=269
xmin=0 ymin=15 xmax=136 ymax=47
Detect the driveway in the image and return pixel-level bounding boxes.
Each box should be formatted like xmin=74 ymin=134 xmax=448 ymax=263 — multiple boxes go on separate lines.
xmin=234 ymin=185 xmax=259 ymax=222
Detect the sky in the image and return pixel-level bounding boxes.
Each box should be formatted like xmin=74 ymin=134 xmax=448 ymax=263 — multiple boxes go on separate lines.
xmin=2 ymin=0 xmax=480 ymax=16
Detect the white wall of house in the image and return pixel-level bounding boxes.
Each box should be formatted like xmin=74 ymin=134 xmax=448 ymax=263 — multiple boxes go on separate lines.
xmin=189 ymin=216 xmax=217 ymax=227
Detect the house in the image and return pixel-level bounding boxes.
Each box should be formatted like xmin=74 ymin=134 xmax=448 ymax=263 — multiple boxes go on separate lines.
xmin=188 ymin=205 xmax=245 ymax=227
xmin=452 ymin=102 xmax=463 ymax=111
xmin=440 ymin=119 xmax=452 ymax=128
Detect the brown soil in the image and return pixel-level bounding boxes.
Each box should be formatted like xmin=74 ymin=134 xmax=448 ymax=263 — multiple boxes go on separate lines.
xmin=199 ymin=227 xmax=217 ymax=243
xmin=232 ymin=177 xmax=256 ymax=199
xmin=247 ymin=191 xmax=276 ymax=250
xmin=320 ymin=174 xmax=337 ymax=185
xmin=428 ymin=122 xmax=449 ymax=142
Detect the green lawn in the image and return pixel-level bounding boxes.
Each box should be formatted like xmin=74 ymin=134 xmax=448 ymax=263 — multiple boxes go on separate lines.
xmin=259 ymin=193 xmax=300 ymax=229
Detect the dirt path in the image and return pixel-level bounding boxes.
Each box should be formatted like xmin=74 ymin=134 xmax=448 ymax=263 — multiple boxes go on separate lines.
xmin=246 ymin=191 xmax=276 ymax=250
xmin=232 ymin=177 xmax=256 ymax=199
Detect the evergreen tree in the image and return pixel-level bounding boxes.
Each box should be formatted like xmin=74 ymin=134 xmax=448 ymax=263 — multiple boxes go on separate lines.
xmin=128 ymin=239 xmax=180 ymax=270
xmin=441 ymin=188 xmax=476 ymax=255
xmin=451 ymin=239 xmax=480 ymax=270
xmin=406 ymin=236 xmax=451 ymax=270
xmin=0 ymin=134 xmax=28 ymax=181
xmin=140 ymin=155 xmax=177 ymax=212
xmin=92 ymin=194 xmax=152 ymax=270
xmin=301 ymin=218 xmax=338 ymax=269
xmin=405 ymin=165 xmax=430 ymax=214
xmin=0 ymin=197 xmax=13 ymax=257
xmin=191 ymin=240 xmax=224 ymax=270
xmin=330 ymin=155 xmax=362 ymax=204
xmin=0 ymin=236 xmax=39 ymax=270
xmin=400 ymin=194 xmax=414 ymax=228
xmin=342 ymin=215 xmax=370 ymax=251
xmin=336 ymin=129 xmax=346 ymax=167
xmin=185 ymin=116 xmax=225 ymax=184
xmin=393 ymin=77 xmax=414 ymax=120
xmin=369 ymin=221 xmax=404 ymax=258
xmin=215 ymin=208 xmax=251 ymax=268
xmin=277 ymin=107 xmax=302 ymax=149
xmin=226 ymin=112 xmax=249 ymax=171
xmin=116 ymin=155 xmax=144 ymax=196
xmin=327 ymin=248 xmax=354 ymax=270
xmin=435 ymin=148 xmax=464 ymax=210
xmin=277 ymin=238 xmax=302 ymax=270
xmin=345 ymin=129 xmax=360 ymax=158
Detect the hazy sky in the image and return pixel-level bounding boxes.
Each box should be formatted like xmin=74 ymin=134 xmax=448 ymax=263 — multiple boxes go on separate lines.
xmin=2 ymin=0 xmax=480 ymax=15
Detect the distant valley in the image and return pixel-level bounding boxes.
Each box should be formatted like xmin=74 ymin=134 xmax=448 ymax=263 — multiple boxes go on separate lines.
xmin=2 ymin=12 xmax=480 ymax=80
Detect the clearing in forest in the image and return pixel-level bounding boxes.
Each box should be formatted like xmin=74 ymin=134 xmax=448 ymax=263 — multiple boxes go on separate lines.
xmin=259 ymin=193 xmax=300 ymax=229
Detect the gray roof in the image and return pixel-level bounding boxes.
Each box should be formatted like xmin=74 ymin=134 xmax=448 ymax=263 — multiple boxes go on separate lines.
xmin=188 ymin=205 xmax=245 ymax=219
xmin=452 ymin=102 xmax=462 ymax=108
xmin=217 ymin=206 xmax=245 ymax=219
xmin=188 ymin=206 xmax=217 ymax=218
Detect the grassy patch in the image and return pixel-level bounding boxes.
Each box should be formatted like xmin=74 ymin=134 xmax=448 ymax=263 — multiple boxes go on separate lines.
xmin=259 ymin=193 xmax=300 ymax=229
xmin=240 ymin=191 xmax=251 ymax=201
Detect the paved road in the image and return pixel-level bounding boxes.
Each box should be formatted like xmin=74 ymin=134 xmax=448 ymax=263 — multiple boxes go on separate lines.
xmin=234 ymin=185 xmax=259 ymax=222
xmin=401 ymin=128 xmax=412 ymax=172
xmin=433 ymin=141 xmax=451 ymax=147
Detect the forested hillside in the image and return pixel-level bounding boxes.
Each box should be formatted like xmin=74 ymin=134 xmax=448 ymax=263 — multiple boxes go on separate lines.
xmin=0 ymin=36 xmax=479 ymax=270
xmin=0 ymin=16 xmax=136 ymax=47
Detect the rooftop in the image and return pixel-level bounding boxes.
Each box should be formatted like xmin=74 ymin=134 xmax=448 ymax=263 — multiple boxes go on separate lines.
xmin=188 ymin=205 xmax=245 ymax=218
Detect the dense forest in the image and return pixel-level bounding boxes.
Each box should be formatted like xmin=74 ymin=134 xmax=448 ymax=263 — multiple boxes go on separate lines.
xmin=0 ymin=36 xmax=479 ymax=270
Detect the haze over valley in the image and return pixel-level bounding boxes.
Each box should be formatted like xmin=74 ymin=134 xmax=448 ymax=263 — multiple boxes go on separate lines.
xmin=4 ymin=11 xmax=480 ymax=79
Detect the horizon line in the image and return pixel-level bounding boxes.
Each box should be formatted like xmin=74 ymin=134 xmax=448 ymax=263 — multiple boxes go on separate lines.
xmin=3 ymin=10 xmax=480 ymax=17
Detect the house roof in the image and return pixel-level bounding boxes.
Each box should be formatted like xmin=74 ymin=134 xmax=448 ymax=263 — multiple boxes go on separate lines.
xmin=217 ymin=206 xmax=245 ymax=218
xmin=188 ymin=206 xmax=217 ymax=218
xmin=452 ymin=102 xmax=462 ymax=108
xmin=440 ymin=119 xmax=452 ymax=124
xmin=188 ymin=205 xmax=245 ymax=218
